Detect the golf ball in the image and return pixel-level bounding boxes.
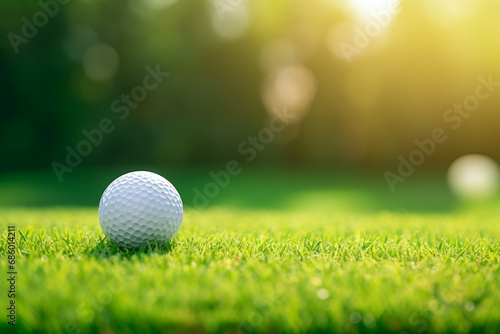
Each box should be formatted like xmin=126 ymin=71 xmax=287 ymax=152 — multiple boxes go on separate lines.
xmin=98 ymin=171 xmax=183 ymax=248
xmin=447 ymin=154 xmax=500 ymax=201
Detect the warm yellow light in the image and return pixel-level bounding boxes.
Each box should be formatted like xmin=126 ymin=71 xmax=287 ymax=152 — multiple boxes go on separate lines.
xmin=261 ymin=65 xmax=317 ymax=123
xmin=349 ymin=0 xmax=400 ymax=19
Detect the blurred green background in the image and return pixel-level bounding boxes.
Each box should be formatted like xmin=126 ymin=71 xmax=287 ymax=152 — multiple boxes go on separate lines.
xmin=1 ymin=0 xmax=500 ymax=209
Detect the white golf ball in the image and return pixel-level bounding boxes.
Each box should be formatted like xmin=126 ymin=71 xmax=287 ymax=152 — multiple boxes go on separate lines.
xmin=447 ymin=154 xmax=500 ymax=201
xmin=98 ymin=171 xmax=183 ymax=248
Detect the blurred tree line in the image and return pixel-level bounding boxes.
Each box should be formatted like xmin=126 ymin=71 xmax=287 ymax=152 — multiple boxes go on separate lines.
xmin=1 ymin=0 xmax=500 ymax=174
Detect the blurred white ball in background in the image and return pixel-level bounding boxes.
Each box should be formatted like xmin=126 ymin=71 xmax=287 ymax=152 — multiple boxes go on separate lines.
xmin=447 ymin=154 xmax=500 ymax=200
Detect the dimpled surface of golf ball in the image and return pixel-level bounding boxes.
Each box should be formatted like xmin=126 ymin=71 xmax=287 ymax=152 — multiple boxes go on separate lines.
xmin=98 ymin=171 xmax=183 ymax=248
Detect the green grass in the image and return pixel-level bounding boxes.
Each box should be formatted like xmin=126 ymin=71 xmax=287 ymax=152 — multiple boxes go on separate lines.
xmin=2 ymin=207 xmax=500 ymax=333
xmin=0 ymin=167 xmax=461 ymax=212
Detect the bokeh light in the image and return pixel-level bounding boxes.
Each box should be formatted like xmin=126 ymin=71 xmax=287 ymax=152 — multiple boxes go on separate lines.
xmin=2 ymin=0 xmax=500 ymax=171
xmin=447 ymin=154 xmax=500 ymax=201
xmin=82 ymin=43 xmax=120 ymax=82
xmin=211 ymin=0 xmax=249 ymax=40
xmin=425 ymin=0 xmax=479 ymax=29
xmin=261 ymin=65 xmax=317 ymax=123
xmin=349 ymin=0 xmax=400 ymax=20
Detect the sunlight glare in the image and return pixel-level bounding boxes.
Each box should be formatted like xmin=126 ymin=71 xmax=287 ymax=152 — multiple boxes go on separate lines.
xmin=349 ymin=0 xmax=400 ymax=20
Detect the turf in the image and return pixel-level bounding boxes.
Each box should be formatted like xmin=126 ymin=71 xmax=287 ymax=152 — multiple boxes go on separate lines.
xmin=1 ymin=207 xmax=500 ymax=334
